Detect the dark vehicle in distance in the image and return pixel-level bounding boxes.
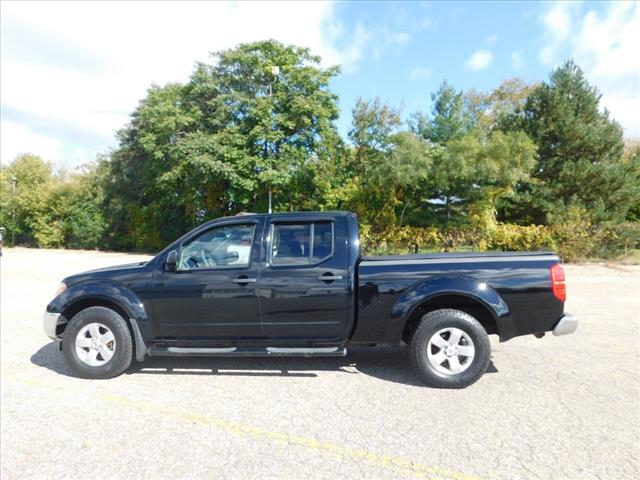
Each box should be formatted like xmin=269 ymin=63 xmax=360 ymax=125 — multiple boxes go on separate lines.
xmin=44 ymin=212 xmax=577 ymax=388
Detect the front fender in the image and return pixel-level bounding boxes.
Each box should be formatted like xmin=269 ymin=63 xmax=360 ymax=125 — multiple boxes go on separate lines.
xmin=47 ymin=280 xmax=148 ymax=319
xmin=389 ymin=275 xmax=513 ymax=340
xmin=46 ymin=280 xmax=150 ymax=361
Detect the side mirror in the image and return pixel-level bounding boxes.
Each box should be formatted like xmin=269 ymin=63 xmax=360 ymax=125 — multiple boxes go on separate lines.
xmin=165 ymin=250 xmax=178 ymax=272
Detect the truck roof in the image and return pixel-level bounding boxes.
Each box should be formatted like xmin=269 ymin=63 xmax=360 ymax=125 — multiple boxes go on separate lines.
xmin=222 ymin=211 xmax=353 ymax=220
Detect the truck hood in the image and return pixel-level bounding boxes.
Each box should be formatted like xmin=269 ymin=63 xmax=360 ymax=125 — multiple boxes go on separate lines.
xmin=63 ymin=261 xmax=149 ymax=286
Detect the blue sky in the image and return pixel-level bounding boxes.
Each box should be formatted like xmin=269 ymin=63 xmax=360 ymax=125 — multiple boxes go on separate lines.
xmin=331 ymin=1 xmax=547 ymax=132
xmin=1 ymin=1 xmax=638 ymax=168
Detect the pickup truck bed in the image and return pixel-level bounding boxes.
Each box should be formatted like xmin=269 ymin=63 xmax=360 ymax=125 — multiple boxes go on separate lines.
xmin=356 ymin=251 xmax=563 ymax=345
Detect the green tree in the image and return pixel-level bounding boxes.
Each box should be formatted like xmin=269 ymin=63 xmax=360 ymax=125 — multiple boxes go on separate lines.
xmin=412 ymin=80 xmax=472 ymax=145
xmin=503 ymin=60 xmax=633 ymax=224
xmin=412 ymin=81 xmax=536 ymax=225
xmin=337 ymin=97 xmax=402 ymax=228
xmin=102 ymin=84 xmax=201 ymax=250
xmin=104 ymin=40 xmax=342 ymax=250
xmin=349 ymin=97 xmax=402 ymax=169
xmin=332 ymin=98 xmax=434 ymax=230
xmin=411 ymin=81 xmax=474 ymax=222
xmin=375 ymin=131 xmax=432 ymax=226
xmin=208 ymin=41 xmax=341 ymax=213
xmin=621 ymin=142 xmax=640 ymax=221
xmin=465 ymin=78 xmax=537 ymax=132
xmin=62 ymin=163 xmax=106 ymax=249
xmin=0 ymin=154 xmax=53 ymax=245
xmin=0 ymin=154 xmax=106 ymax=248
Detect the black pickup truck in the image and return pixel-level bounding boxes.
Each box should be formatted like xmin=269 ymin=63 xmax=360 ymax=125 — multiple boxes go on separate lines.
xmin=44 ymin=211 xmax=576 ymax=388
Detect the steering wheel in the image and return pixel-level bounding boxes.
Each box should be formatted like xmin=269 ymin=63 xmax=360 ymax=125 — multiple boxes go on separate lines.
xmin=184 ymin=256 xmax=199 ymax=269
xmin=201 ymin=249 xmax=216 ymax=267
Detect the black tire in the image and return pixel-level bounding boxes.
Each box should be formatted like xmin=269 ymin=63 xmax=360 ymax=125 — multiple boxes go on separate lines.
xmin=409 ymin=309 xmax=491 ymax=389
xmin=62 ymin=306 xmax=133 ymax=379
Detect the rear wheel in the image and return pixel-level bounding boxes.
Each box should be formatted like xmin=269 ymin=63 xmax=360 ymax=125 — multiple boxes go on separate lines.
xmin=62 ymin=306 xmax=132 ymax=379
xmin=409 ymin=309 xmax=491 ymax=388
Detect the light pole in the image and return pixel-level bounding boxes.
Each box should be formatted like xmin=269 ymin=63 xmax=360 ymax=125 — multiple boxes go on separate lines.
xmin=10 ymin=176 xmax=17 ymax=246
xmin=267 ymin=66 xmax=279 ymax=214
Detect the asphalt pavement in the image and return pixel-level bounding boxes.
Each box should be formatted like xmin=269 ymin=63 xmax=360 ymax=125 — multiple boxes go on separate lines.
xmin=1 ymin=248 xmax=638 ymax=479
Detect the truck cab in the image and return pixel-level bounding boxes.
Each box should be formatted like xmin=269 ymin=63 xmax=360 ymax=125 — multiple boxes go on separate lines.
xmin=147 ymin=212 xmax=356 ymax=344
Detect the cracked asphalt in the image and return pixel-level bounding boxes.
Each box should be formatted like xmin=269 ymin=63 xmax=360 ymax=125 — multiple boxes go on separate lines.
xmin=1 ymin=248 xmax=639 ymax=479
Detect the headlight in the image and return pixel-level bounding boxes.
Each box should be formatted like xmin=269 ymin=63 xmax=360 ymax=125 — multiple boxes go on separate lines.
xmin=55 ymin=282 xmax=67 ymax=297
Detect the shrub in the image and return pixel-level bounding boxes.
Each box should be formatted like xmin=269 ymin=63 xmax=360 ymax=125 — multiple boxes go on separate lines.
xmin=486 ymin=224 xmax=555 ymax=252
xmin=359 ymin=218 xmax=640 ymax=262
xmin=549 ymin=206 xmax=596 ymax=262
xmin=593 ymin=222 xmax=640 ymax=259
xmin=360 ymin=225 xmax=442 ymax=255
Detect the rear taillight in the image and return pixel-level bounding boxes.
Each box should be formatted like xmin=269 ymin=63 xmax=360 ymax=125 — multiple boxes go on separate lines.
xmin=550 ymin=263 xmax=566 ymax=302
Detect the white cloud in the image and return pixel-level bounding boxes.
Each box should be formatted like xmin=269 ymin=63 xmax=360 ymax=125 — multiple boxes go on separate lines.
xmin=0 ymin=1 xmax=370 ymax=165
xmin=0 ymin=121 xmax=98 ymax=169
xmin=449 ymin=7 xmax=464 ymax=19
xmin=420 ymin=17 xmax=433 ymax=30
xmin=538 ymin=1 xmax=640 ymax=138
xmin=512 ymin=51 xmax=525 ymax=70
xmin=485 ymin=34 xmax=498 ymax=45
xmin=324 ymin=21 xmax=372 ymax=74
xmin=538 ymin=2 xmax=576 ymax=64
xmin=390 ymin=31 xmax=412 ymax=45
xmin=409 ymin=67 xmax=431 ymax=80
xmin=465 ymin=49 xmax=493 ymax=71
xmin=371 ymin=26 xmax=412 ymax=62
xmin=1 ymin=121 xmax=64 ymax=165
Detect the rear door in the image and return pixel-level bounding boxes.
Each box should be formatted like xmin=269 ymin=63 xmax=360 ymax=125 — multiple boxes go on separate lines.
xmin=258 ymin=216 xmax=351 ymax=342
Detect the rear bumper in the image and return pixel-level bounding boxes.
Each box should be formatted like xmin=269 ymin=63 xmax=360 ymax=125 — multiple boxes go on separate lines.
xmin=552 ymin=313 xmax=578 ymax=336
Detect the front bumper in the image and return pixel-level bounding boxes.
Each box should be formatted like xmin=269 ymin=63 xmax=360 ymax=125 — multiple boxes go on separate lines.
xmin=552 ymin=313 xmax=578 ymax=336
xmin=43 ymin=312 xmax=62 ymax=339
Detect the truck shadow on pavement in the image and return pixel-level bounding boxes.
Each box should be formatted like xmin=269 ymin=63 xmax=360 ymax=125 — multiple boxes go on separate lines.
xmin=31 ymin=342 xmax=497 ymax=387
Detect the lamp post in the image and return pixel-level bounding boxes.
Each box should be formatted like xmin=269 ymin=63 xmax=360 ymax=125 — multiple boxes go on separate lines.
xmin=267 ymin=66 xmax=280 ymax=214
xmin=10 ymin=176 xmax=17 ymax=246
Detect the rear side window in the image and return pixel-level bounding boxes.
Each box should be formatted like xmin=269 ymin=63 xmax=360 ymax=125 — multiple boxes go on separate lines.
xmin=271 ymin=221 xmax=334 ymax=265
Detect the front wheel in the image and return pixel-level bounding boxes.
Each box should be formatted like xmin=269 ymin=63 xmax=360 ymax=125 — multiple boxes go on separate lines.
xmin=62 ymin=306 xmax=133 ymax=379
xmin=409 ymin=309 xmax=491 ymax=388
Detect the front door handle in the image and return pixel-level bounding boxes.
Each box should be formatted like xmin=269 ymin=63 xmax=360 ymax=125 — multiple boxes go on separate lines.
xmin=233 ymin=277 xmax=257 ymax=284
xmin=318 ymin=274 xmax=343 ymax=282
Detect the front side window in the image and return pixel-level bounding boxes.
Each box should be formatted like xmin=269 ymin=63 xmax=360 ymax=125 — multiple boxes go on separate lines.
xmin=179 ymin=223 xmax=255 ymax=271
xmin=271 ymin=221 xmax=334 ymax=265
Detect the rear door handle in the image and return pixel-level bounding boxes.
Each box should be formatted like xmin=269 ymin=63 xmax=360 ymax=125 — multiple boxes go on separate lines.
xmin=318 ymin=274 xmax=343 ymax=282
xmin=233 ymin=277 xmax=257 ymax=284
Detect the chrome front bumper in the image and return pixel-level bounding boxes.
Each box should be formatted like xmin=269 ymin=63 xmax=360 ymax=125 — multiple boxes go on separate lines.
xmin=552 ymin=313 xmax=578 ymax=336
xmin=43 ymin=312 xmax=62 ymax=339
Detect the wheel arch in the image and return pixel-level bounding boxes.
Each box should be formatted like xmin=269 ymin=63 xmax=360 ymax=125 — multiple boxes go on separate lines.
xmin=56 ymin=296 xmax=147 ymax=361
xmin=390 ymin=275 xmax=514 ymax=343
xmin=401 ymin=294 xmax=499 ymax=343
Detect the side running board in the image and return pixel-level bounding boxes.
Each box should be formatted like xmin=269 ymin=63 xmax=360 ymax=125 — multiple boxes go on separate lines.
xmin=147 ymin=346 xmax=347 ymax=358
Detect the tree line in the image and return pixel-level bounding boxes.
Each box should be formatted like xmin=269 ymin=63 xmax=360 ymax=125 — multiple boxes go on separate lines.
xmin=1 ymin=40 xmax=639 ymax=259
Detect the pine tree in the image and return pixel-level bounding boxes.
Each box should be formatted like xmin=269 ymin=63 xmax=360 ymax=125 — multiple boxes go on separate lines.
xmin=505 ymin=60 xmax=632 ymax=224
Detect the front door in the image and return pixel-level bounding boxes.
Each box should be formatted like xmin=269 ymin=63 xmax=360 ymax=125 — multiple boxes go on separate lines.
xmin=258 ymin=217 xmax=351 ymax=342
xmin=150 ymin=220 xmax=263 ymax=341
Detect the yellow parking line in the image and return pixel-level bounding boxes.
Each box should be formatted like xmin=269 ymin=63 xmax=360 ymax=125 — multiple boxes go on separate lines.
xmin=16 ymin=375 xmax=485 ymax=480
xmin=105 ymin=394 xmax=480 ymax=479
